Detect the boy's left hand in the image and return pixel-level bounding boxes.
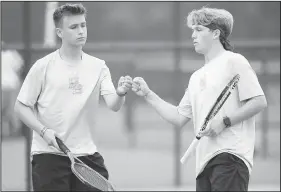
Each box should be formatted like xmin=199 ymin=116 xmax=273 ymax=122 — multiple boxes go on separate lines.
xmin=199 ymin=117 xmax=226 ymax=138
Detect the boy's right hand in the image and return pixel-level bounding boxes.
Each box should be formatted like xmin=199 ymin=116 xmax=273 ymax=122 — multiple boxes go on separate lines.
xmin=42 ymin=128 xmax=61 ymax=151
xmin=132 ymin=77 xmax=151 ymax=97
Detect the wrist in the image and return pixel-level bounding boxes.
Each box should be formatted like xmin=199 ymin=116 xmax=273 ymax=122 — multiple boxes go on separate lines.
xmin=223 ymin=116 xmax=231 ymax=128
xmin=116 ymin=90 xmax=127 ymax=97
xmin=40 ymin=126 xmax=49 ymax=137
xmin=144 ymin=89 xmax=152 ymax=98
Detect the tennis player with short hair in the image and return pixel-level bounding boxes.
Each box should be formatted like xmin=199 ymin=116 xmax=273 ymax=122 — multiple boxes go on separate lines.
xmin=132 ymin=7 xmax=267 ymax=191
xmin=14 ymin=3 xmax=132 ymax=191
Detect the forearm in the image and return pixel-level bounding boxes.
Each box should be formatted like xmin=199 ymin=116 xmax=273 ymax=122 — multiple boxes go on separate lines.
xmin=105 ymin=93 xmax=126 ymax=112
xmin=228 ymin=95 xmax=267 ymax=126
xmin=144 ymin=91 xmax=183 ymax=127
xmin=14 ymin=100 xmax=45 ymax=135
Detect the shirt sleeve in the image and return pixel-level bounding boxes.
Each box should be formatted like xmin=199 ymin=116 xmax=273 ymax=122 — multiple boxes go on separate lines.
xmin=17 ymin=61 xmax=44 ymax=107
xmin=177 ymin=88 xmax=193 ymax=119
xmin=100 ymin=66 xmax=116 ymax=95
xmin=230 ymin=53 xmax=265 ymax=102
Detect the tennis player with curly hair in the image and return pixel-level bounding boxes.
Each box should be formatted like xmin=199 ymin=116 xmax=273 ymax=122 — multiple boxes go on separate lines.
xmin=132 ymin=7 xmax=267 ymax=191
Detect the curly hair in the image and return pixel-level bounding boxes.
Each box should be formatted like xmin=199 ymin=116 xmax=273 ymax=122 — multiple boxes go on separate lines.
xmin=187 ymin=7 xmax=234 ymax=51
xmin=53 ymin=3 xmax=87 ymax=27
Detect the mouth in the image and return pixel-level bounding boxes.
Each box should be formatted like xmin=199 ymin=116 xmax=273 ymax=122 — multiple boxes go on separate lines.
xmin=193 ymin=42 xmax=199 ymax=47
xmin=77 ymin=37 xmax=86 ymax=40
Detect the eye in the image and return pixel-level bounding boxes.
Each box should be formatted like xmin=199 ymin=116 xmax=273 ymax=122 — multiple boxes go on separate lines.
xmin=70 ymin=25 xmax=77 ymax=29
xmin=192 ymin=28 xmax=201 ymax=33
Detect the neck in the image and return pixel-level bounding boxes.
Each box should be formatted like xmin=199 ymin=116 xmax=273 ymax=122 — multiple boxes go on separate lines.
xmin=59 ymin=44 xmax=83 ymax=62
xmin=204 ymin=42 xmax=226 ymax=64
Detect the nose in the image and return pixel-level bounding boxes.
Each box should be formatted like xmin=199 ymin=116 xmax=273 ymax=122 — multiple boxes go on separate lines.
xmin=78 ymin=26 xmax=84 ymax=34
xmin=191 ymin=31 xmax=196 ymax=40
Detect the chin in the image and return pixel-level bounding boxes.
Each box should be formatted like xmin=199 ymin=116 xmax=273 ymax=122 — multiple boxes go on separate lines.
xmin=194 ymin=47 xmax=204 ymax=54
xmin=75 ymin=42 xmax=86 ymax=47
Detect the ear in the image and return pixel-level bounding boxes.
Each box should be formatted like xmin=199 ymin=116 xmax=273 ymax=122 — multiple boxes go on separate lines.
xmin=56 ymin=28 xmax=63 ymax=39
xmin=213 ymin=29 xmax=220 ymax=40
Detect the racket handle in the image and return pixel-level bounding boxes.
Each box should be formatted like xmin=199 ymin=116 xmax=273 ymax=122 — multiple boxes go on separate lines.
xmin=180 ymin=138 xmax=200 ymax=164
xmin=55 ymin=136 xmax=70 ymax=154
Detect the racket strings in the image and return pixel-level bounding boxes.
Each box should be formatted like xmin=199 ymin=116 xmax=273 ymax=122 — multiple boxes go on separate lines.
xmin=73 ymin=162 xmax=110 ymax=191
xmin=84 ymin=155 xmax=108 ymax=172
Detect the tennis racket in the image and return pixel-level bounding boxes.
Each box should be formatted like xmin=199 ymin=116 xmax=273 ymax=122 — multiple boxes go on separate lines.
xmin=180 ymin=74 xmax=240 ymax=164
xmin=55 ymin=137 xmax=115 ymax=191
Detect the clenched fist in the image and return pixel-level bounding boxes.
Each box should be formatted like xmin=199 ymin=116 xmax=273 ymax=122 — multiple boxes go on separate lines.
xmin=132 ymin=77 xmax=151 ymax=97
xmin=116 ymin=75 xmax=133 ymax=96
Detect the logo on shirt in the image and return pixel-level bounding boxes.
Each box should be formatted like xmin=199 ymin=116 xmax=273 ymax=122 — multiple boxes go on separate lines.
xmin=69 ymin=76 xmax=83 ymax=94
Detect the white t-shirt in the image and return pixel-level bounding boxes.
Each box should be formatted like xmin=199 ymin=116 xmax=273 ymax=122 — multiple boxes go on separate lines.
xmin=177 ymin=51 xmax=265 ymax=177
xmin=17 ymin=50 xmax=116 ymax=156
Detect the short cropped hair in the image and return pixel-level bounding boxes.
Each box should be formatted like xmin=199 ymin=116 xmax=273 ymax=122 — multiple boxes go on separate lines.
xmin=53 ymin=3 xmax=87 ymax=28
xmin=187 ymin=7 xmax=234 ymax=51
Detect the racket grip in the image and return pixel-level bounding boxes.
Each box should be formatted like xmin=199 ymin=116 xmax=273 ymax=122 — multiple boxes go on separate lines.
xmin=180 ymin=138 xmax=200 ymax=164
xmin=55 ymin=136 xmax=70 ymax=154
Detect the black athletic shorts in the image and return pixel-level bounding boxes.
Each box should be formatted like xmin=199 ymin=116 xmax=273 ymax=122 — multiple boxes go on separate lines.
xmin=31 ymin=152 xmax=109 ymax=191
xmin=196 ymin=152 xmax=250 ymax=191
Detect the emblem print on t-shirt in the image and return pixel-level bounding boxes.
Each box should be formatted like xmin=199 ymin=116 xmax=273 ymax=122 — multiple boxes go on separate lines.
xmin=69 ymin=76 xmax=83 ymax=94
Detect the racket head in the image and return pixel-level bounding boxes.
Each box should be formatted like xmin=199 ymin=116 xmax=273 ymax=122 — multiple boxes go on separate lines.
xmin=55 ymin=137 xmax=115 ymax=191
xmin=71 ymin=158 xmax=115 ymax=191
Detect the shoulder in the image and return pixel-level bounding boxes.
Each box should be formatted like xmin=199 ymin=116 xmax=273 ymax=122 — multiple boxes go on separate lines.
xmin=190 ymin=67 xmax=204 ymax=82
xmin=185 ymin=67 xmax=203 ymax=92
xmin=83 ymin=52 xmax=108 ymax=69
xmin=29 ymin=51 xmax=57 ymax=73
xmin=226 ymin=51 xmax=250 ymax=66
xmin=225 ymin=51 xmax=253 ymax=73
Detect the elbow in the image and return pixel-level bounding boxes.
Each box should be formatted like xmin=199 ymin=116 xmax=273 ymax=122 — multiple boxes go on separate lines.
xmin=14 ymin=100 xmax=20 ymax=116
xmin=263 ymin=97 xmax=267 ymax=108
xmin=14 ymin=100 xmax=30 ymax=117
xmin=258 ymin=96 xmax=267 ymax=111
xmin=109 ymin=104 xmax=122 ymax=112
xmin=111 ymin=107 xmax=120 ymax=112
xmin=253 ymin=95 xmax=267 ymax=112
xmin=177 ymin=121 xmax=185 ymax=128
xmin=168 ymin=120 xmax=182 ymax=128
xmin=176 ymin=114 xmax=189 ymax=128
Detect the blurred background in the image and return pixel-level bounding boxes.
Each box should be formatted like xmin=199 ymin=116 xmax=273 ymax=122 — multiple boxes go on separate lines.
xmin=1 ymin=1 xmax=280 ymax=191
